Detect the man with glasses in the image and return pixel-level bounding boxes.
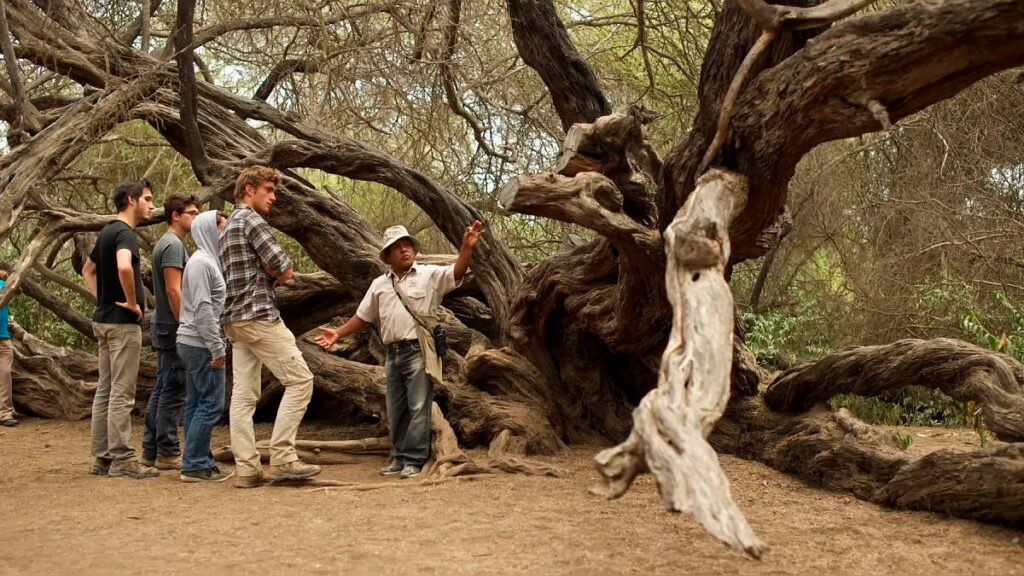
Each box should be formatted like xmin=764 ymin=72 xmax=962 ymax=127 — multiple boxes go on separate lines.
xmin=141 ymin=193 xmax=198 ymax=472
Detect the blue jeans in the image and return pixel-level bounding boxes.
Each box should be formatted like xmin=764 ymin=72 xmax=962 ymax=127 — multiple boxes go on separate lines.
xmin=385 ymin=342 xmax=433 ymax=466
xmin=178 ymin=343 xmax=226 ymax=472
xmin=142 ymin=323 xmax=186 ymax=461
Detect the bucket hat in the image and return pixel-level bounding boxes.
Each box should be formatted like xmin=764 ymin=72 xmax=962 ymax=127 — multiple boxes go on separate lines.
xmin=380 ymin=225 xmax=419 ymax=260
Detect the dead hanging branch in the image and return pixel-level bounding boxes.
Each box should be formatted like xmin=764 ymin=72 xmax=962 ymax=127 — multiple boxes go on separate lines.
xmin=593 ymin=169 xmax=765 ymax=558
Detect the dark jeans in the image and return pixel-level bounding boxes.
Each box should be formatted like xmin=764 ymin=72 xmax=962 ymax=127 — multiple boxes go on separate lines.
xmin=385 ymin=342 xmax=433 ymax=466
xmin=178 ymin=343 xmax=226 ymax=472
xmin=142 ymin=323 xmax=186 ymax=461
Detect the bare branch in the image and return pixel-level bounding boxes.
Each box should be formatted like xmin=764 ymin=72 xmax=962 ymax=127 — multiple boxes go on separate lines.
xmin=173 ymin=0 xmax=214 ymax=183
xmin=736 ymin=0 xmax=880 ymax=32
xmin=253 ymin=58 xmax=320 ymax=101
xmin=440 ymin=0 xmax=516 ymax=162
xmin=696 ymin=29 xmax=777 ymax=179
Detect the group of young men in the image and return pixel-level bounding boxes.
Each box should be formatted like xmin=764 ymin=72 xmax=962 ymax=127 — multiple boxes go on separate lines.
xmin=82 ymin=165 xmax=483 ymax=487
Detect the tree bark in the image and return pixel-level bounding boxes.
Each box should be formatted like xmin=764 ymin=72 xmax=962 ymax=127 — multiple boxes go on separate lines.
xmin=766 ymin=339 xmax=1024 ymax=442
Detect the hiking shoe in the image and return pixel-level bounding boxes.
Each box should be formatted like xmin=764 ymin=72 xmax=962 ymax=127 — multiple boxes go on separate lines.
xmin=108 ymin=460 xmax=159 ymax=479
xmin=269 ymin=460 xmax=322 ymax=481
xmin=140 ymin=458 xmax=155 ymax=467
xmin=0 ymin=418 xmax=17 ymax=427
xmin=379 ymin=460 xmax=404 ymax=476
xmin=180 ymin=466 xmax=234 ymax=483
xmin=89 ymin=458 xmax=112 ymax=476
xmin=155 ymin=454 xmax=182 ymax=470
xmin=400 ymin=465 xmax=421 ymax=479
xmin=235 ymin=472 xmax=272 ymax=489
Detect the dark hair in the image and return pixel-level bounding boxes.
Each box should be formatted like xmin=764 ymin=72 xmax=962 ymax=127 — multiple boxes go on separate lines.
xmin=234 ymin=166 xmax=281 ymax=200
xmin=113 ymin=179 xmax=154 ymax=212
xmin=217 ymin=211 xmax=230 ymax=222
xmin=163 ymin=193 xmax=198 ymax=224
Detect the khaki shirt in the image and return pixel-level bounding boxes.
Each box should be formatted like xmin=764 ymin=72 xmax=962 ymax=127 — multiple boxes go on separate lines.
xmin=356 ymin=263 xmax=462 ymax=344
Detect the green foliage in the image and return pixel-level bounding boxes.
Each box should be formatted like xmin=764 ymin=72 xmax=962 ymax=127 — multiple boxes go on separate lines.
xmin=894 ymin=432 xmax=913 ymax=450
xmin=742 ymin=305 xmax=833 ymax=368
xmin=961 ymin=290 xmax=1024 ymax=361
xmin=828 ymin=386 xmax=965 ymax=427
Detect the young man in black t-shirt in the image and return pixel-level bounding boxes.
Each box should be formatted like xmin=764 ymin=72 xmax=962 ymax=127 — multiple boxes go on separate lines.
xmin=82 ymin=179 xmax=156 ymax=479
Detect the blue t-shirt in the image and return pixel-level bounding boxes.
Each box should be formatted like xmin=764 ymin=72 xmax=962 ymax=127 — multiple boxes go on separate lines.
xmin=0 ymin=278 xmax=9 ymax=339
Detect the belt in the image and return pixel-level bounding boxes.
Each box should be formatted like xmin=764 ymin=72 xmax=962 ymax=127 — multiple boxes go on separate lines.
xmin=385 ymin=339 xmax=419 ymax=353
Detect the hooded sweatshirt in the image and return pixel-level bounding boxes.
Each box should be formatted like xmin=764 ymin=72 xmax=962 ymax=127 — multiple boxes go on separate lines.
xmin=177 ymin=211 xmax=227 ymax=358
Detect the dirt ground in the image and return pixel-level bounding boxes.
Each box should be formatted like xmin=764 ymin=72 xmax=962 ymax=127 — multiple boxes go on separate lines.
xmin=1 ymin=418 xmax=1021 ymax=576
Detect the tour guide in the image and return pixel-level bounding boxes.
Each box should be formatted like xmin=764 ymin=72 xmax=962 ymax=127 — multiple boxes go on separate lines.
xmin=316 ymin=221 xmax=484 ymax=479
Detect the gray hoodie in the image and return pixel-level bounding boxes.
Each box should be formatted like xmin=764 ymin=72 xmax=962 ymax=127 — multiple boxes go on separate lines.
xmin=177 ymin=211 xmax=227 ymax=358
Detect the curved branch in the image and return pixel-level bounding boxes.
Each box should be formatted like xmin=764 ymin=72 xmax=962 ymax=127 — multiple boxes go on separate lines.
xmin=253 ymin=58 xmax=320 ymax=101
xmin=506 ymin=0 xmax=611 ymax=130
xmin=19 ymin=277 xmax=95 ymax=340
xmin=765 ymin=338 xmax=1024 ymax=442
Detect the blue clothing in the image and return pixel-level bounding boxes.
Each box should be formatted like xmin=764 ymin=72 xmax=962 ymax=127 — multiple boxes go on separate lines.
xmin=178 ymin=343 xmax=226 ymax=472
xmin=142 ymin=323 xmax=186 ymax=460
xmin=0 ymin=278 xmax=9 ymax=339
xmin=385 ymin=342 xmax=433 ymax=466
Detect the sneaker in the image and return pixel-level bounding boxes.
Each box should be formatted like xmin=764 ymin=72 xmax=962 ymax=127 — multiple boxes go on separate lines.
xmin=89 ymin=458 xmax=112 ymax=476
xmin=180 ymin=466 xmax=234 ymax=483
xmin=108 ymin=460 xmax=159 ymax=479
xmin=155 ymin=454 xmax=182 ymax=470
xmin=0 ymin=418 xmax=18 ymax=427
xmin=379 ymin=460 xmax=404 ymax=476
xmin=269 ymin=460 xmax=322 ymax=481
xmin=235 ymin=472 xmax=272 ymax=489
xmin=399 ymin=464 xmax=421 ymax=479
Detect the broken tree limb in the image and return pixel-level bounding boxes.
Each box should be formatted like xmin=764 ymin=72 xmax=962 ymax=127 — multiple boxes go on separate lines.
xmin=499 ymin=172 xmax=661 ymax=266
xmin=593 ymin=169 xmax=765 ymax=557
xmin=765 ymin=338 xmax=1024 ymax=442
xmin=554 ymin=110 xmax=661 ymax=226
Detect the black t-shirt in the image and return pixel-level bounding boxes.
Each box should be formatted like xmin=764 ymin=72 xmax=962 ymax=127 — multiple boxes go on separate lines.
xmin=90 ymin=220 xmax=145 ymax=324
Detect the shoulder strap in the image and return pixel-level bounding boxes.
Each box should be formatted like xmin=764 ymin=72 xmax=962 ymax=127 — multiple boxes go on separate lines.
xmin=391 ymin=275 xmax=434 ymax=331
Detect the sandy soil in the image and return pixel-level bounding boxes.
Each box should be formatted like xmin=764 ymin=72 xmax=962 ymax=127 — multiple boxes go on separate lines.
xmin=1 ymin=418 xmax=1021 ymax=576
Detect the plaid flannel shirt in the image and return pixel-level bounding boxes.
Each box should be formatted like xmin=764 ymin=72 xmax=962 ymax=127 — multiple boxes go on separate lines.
xmin=220 ymin=204 xmax=292 ymax=324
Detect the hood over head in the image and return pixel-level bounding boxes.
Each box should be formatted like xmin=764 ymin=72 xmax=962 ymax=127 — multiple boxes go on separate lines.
xmin=192 ymin=210 xmax=220 ymax=255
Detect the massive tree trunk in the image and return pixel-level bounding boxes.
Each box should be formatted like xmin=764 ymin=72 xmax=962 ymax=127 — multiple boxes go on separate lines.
xmin=2 ymin=0 xmax=1023 ymax=554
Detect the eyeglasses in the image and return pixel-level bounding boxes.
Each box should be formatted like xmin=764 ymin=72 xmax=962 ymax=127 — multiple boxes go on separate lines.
xmin=181 ymin=209 xmax=200 ymax=216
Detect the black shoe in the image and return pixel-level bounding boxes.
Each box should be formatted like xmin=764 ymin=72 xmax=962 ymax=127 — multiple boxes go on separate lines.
xmin=400 ymin=464 xmax=422 ymax=479
xmin=0 ymin=418 xmax=18 ymax=427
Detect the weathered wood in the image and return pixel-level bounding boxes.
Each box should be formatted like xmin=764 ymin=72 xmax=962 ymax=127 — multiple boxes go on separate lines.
xmin=712 ymin=397 xmax=1024 ymax=525
xmin=593 ymin=169 xmax=765 ymax=557
xmin=765 ymin=338 xmax=1024 ymax=442
xmin=553 ymin=111 xmax=661 ymax=226
xmin=8 ymin=323 xmax=156 ymax=419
